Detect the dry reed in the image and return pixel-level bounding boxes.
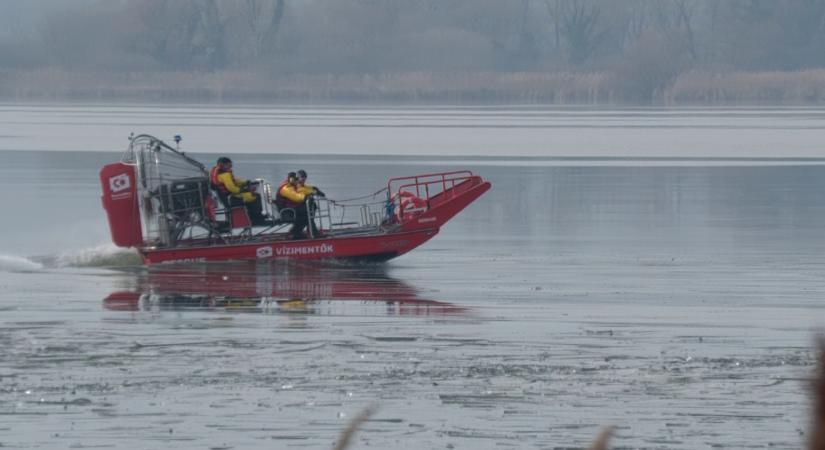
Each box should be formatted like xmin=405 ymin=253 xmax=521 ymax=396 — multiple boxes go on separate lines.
xmin=7 ymin=68 xmax=825 ymax=105
xmin=811 ymin=338 xmax=825 ymax=450
xmin=332 ymin=404 xmax=377 ymax=450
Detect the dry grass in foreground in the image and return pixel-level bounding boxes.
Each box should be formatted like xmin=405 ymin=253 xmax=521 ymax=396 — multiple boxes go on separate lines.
xmin=811 ymin=338 xmax=825 ymax=450
xmin=332 ymin=404 xmax=377 ymax=450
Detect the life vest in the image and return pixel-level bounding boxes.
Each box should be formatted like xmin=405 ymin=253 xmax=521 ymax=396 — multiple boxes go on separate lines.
xmin=275 ymin=180 xmax=303 ymax=209
xmin=297 ymin=183 xmax=315 ymax=195
xmin=392 ymin=191 xmax=427 ymax=222
xmin=210 ymin=166 xmax=230 ymax=195
xmin=204 ymin=195 xmax=217 ymax=221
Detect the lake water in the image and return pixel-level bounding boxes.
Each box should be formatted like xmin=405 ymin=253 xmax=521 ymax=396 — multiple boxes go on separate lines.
xmin=0 ymin=104 xmax=824 ymax=449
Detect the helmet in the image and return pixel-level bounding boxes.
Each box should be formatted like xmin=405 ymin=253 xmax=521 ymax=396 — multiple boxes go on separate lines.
xmin=297 ymin=169 xmax=307 ymax=179
xmin=287 ymin=171 xmax=297 ymax=182
xmin=217 ymin=157 xmax=232 ymax=165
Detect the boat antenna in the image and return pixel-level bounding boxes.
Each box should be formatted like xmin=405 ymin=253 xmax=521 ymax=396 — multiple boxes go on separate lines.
xmin=174 ymin=134 xmax=182 ymax=150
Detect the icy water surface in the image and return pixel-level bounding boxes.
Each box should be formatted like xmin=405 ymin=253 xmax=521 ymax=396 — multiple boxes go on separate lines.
xmin=4 ymin=103 xmax=825 ymax=157
xmin=1 ymin=106 xmax=825 ymax=449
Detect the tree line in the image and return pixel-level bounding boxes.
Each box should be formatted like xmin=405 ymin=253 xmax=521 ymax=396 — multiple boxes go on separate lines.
xmin=3 ymin=0 xmax=825 ymax=103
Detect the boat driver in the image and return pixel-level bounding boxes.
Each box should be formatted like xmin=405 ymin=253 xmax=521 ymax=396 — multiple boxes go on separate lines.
xmin=275 ymin=172 xmax=319 ymax=240
xmin=210 ymin=157 xmax=267 ymax=225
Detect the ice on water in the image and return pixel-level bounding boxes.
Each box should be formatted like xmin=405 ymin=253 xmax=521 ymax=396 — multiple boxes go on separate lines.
xmin=0 ymin=106 xmax=823 ymax=449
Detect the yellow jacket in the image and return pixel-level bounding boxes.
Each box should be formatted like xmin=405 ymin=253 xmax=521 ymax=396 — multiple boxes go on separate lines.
xmin=297 ymin=183 xmax=317 ymax=195
xmin=216 ymin=172 xmax=248 ymax=195
xmin=278 ymin=183 xmax=306 ymax=204
xmin=217 ymin=172 xmax=256 ymax=203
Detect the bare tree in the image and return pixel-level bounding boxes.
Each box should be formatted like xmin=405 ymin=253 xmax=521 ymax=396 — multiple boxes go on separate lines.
xmin=244 ymin=0 xmax=286 ymax=59
xmin=190 ymin=0 xmax=225 ymax=68
xmin=132 ymin=0 xmax=225 ymax=70
xmin=620 ymin=1 xmax=649 ymax=49
xmin=672 ymin=0 xmax=698 ymax=59
xmin=543 ymin=0 xmax=562 ymax=50
xmin=516 ymin=0 xmax=537 ymax=61
xmin=557 ymin=0 xmax=606 ymax=65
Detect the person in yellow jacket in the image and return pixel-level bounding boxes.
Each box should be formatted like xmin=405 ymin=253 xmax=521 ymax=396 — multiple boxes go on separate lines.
xmin=275 ymin=172 xmax=305 ymax=209
xmin=210 ymin=157 xmax=266 ymax=225
xmin=275 ymin=172 xmax=318 ymax=239
xmin=296 ymin=169 xmax=325 ymax=197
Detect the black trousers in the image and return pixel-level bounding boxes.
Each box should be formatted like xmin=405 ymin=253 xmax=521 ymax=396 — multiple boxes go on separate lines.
xmin=229 ymin=194 xmax=265 ymax=223
xmin=289 ymin=202 xmax=319 ymax=239
xmin=246 ymin=195 xmax=264 ymax=222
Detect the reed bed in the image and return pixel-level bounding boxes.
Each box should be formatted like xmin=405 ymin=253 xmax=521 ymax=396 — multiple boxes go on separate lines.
xmin=5 ymin=68 xmax=825 ymax=105
xmin=667 ymin=69 xmax=825 ymax=105
xmin=0 ymin=69 xmax=612 ymax=104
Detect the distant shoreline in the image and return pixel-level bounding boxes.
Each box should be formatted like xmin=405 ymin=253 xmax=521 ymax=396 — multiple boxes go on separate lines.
xmin=3 ymin=69 xmax=825 ymax=106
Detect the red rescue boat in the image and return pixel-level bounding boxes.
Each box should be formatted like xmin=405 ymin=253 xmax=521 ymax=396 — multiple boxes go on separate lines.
xmin=100 ymin=134 xmax=491 ymax=265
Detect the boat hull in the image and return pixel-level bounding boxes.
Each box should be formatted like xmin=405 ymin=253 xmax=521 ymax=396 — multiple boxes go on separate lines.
xmin=139 ymin=228 xmax=439 ymax=265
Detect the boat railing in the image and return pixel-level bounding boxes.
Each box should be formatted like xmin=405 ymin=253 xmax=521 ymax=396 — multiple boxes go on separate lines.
xmin=307 ymin=196 xmax=333 ymax=237
xmin=389 ymin=171 xmax=477 ymax=219
xmin=311 ymin=195 xmax=390 ymax=236
xmin=387 ymin=171 xmax=474 ymax=197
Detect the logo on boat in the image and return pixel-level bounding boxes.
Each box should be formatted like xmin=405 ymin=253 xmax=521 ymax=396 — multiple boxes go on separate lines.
xmin=275 ymin=243 xmax=334 ymax=257
xmin=109 ymin=174 xmax=131 ymax=193
xmin=417 ymin=217 xmax=437 ymax=224
xmin=256 ymin=246 xmax=273 ymax=258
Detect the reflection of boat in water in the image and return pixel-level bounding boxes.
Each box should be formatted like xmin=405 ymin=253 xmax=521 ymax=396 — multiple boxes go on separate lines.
xmin=103 ymin=262 xmax=466 ymax=316
xmin=100 ymin=134 xmax=490 ymax=264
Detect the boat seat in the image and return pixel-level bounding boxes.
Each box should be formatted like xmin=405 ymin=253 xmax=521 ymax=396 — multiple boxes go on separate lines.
xmin=271 ymin=202 xmax=296 ymax=223
xmin=213 ymin=191 xmax=252 ymax=231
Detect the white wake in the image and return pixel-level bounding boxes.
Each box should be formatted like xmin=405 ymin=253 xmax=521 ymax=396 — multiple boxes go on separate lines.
xmin=47 ymin=244 xmax=141 ymax=268
xmin=0 ymin=254 xmax=44 ymax=272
